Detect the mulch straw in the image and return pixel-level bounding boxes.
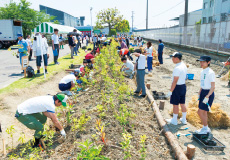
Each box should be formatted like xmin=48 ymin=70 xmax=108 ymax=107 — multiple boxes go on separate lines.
xmin=170 ymin=95 xmax=230 ymax=128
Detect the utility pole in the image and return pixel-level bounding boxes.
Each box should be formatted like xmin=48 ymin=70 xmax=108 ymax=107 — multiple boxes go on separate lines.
xmin=146 ymin=0 xmax=148 ymax=29
xmin=184 ymin=0 xmax=189 ymax=26
xmin=184 ymin=0 xmax=189 ymax=45
xmin=131 ymin=11 xmax=134 ymax=35
xmin=90 ymin=7 xmax=93 ymax=40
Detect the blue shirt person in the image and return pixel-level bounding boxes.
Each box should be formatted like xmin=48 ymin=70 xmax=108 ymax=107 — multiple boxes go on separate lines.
xmin=158 ymin=39 xmax=164 ymax=64
xmin=17 ymin=34 xmax=28 ymax=66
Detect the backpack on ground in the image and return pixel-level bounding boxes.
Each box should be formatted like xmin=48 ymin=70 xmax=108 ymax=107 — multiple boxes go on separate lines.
xmin=26 ymin=65 xmax=35 ymax=78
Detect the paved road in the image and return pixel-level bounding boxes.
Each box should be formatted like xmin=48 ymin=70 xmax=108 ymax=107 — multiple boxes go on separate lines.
xmin=0 ymin=44 xmax=72 ymax=89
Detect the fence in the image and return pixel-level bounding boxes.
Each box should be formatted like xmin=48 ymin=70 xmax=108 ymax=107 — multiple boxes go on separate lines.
xmin=134 ymin=20 xmax=230 ymax=54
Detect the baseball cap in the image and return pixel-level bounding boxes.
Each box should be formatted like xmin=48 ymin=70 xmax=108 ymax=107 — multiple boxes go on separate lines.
xmin=74 ymin=69 xmax=80 ymax=77
xmin=56 ymin=94 xmax=68 ymax=106
xmin=196 ymin=55 xmax=211 ymax=62
xmin=17 ymin=34 xmax=23 ymax=37
xmin=170 ymin=52 xmax=182 ymax=59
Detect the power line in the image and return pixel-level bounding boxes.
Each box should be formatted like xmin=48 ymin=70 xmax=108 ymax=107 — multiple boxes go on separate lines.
xmin=152 ymin=0 xmax=185 ymax=18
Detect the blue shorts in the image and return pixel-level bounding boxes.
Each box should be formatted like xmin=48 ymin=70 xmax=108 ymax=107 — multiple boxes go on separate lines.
xmin=36 ymin=54 xmax=48 ymax=66
xmin=170 ymin=84 xmax=186 ymax=105
xmin=199 ymin=89 xmax=215 ymax=111
xmin=59 ymin=82 xmax=72 ymax=91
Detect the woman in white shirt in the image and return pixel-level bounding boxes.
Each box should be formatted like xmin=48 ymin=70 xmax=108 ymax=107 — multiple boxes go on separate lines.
xmin=145 ymin=41 xmax=153 ymax=72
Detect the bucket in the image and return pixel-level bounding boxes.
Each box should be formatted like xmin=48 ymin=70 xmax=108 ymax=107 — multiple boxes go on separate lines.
xmin=187 ymin=73 xmax=194 ymax=80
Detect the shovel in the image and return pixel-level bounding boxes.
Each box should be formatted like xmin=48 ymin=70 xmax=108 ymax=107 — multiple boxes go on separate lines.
xmin=216 ymin=57 xmax=230 ymax=78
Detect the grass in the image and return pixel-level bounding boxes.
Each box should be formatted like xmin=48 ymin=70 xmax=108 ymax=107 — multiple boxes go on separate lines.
xmin=0 ymin=46 xmax=91 ymax=95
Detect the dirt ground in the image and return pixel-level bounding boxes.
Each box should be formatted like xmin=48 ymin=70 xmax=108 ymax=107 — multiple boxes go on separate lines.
xmin=0 ymin=71 xmax=67 ymax=153
xmin=0 ymin=48 xmax=173 ymax=159
xmin=134 ymin=41 xmax=230 ymax=160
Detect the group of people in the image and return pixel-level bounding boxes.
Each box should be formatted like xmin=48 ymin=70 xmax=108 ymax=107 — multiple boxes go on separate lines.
xmin=166 ymin=53 xmax=215 ymax=134
xmin=120 ymin=37 xmax=215 ymax=134
xmin=15 ymin=46 xmax=96 ymax=148
xmin=14 ymin=35 xmax=216 ymax=151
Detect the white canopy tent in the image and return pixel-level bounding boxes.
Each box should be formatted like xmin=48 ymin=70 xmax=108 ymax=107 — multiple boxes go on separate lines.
xmin=31 ymin=22 xmax=81 ymax=34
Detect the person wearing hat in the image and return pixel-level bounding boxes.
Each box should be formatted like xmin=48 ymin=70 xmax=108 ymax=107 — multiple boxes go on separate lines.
xmin=15 ymin=94 xmax=68 ymax=148
xmin=158 ymin=39 xmax=164 ymax=64
xmin=166 ymin=52 xmax=188 ymax=125
xmin=196 ymin=55 xmax=215 ymax=134
xmin=59 ymin=72 xmax=80 ymax=96
xmin=17 ymin=34 xmax=29 ymax=73
xmin=133 ymin=49 xmax=147 ymax=98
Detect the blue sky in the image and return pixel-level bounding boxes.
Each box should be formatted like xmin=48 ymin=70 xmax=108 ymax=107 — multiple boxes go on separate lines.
xmin=1 ymin=0 xmax=203 ymax=29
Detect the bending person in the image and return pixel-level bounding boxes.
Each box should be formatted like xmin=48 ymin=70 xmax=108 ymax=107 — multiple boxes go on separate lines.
xmin=15 ymin=94 xmax=68 ymax=148
xmin=121 ymin=57 xmax=134 ymax=79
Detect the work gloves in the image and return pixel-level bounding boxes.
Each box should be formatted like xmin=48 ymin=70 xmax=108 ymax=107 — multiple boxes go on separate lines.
xmin=203 ymin=97 xmax=209 ymax=104
xmin=166 ymin=91 xmax=172 ymax=98
xmin=60 ymin=129 xmax=66 ymax=138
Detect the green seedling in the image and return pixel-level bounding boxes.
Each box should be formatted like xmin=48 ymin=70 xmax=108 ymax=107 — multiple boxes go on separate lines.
xmin=17 ymin=132 xmax=26 ymax=144
xmin=139 ymin=135 xmax=147 ymax=160
xmin=77 ymin=139 xmax=109 ymax=160
xmin=72 ymin=114 xmax=91 ymax=131
xmin=6 ymin=125 xmax=16 ymax=150
xmin=115 ymin=104 xmax=136 ymax=126
xmin=120 ymin=133 xmax=133 ymax=159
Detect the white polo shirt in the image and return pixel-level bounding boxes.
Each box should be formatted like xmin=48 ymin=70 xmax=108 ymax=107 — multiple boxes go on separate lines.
xmin=59 ymin=74 xmax=76 ymax=84
xmin=18 ymin=96 xmax=56 ymax=115
xmin=51 ymin=34 xmax=59 ymax=44
xmin=200 ymin=67 xmax=215 ymax=89
xmin=145 ymin=46 xmax=153 ymax=57
xmin=172 ymin=62 xmax=187 ymax=85
xmin=124 ymin=60 xmax=134 ymax=71
xmin=136 ymin=54 xmax=146 ymax=70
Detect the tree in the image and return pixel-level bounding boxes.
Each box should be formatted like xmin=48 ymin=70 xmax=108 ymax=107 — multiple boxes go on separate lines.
xmin=110 ymin=29 xmax=117 ymax=36
xmin=53 ymin=20 xmax=60 ymax=24
xmin=115 ymin=20 xmax=130 ymax=33
xmin=96 ymin=8 xmax=123 ymax=36
xmin=0 ymin=0 xmax=55 ymax=36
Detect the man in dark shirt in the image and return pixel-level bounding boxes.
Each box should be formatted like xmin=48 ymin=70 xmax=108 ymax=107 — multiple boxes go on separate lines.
xmin=158 ymin=39 xmax=165 ymax=64
xmin=126 ymin=37 xmax=130 ymax=48
xmin=68 ymin=34 xmax=75 ymax=59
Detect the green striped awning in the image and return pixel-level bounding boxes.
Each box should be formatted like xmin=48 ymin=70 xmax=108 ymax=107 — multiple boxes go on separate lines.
xmin=31 ymin=22 xmax=81 ymax=34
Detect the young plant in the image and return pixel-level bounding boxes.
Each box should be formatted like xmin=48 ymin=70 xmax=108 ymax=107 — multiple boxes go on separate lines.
xmin=115 ymin=104 xmax=136 ymax=126
xmin=17 ymin=132 xmax=26 ymax=144
xmin=77 ymin=139 xmax=109 ymax=160
xmin=6 ymin=125 xmax=16 ymax=149
xmin=139 ymin=135 xmax=147 ymax=160
xmin=96 ymin=119 xmax=107 ymax=145
xmin=120 ymin=133 xmax=133 ymax=159
xmin=66 ymin=103 xmax=74 ymax=124
xmin=96 ymin=104 xmax=107 ymax=119
xmin=72 ymin=113 xmax=91 ymax=131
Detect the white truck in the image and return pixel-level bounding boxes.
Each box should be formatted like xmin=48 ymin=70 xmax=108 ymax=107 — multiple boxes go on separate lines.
xmin=0 ymin=20 xmax=23 ymax=49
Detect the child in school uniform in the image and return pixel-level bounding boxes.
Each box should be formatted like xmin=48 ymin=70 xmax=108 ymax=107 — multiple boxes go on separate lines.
xmin=196 ymin=55 xmax=215 ymax=134
xmin=166 ymin=52 xmax=188 ymax=125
